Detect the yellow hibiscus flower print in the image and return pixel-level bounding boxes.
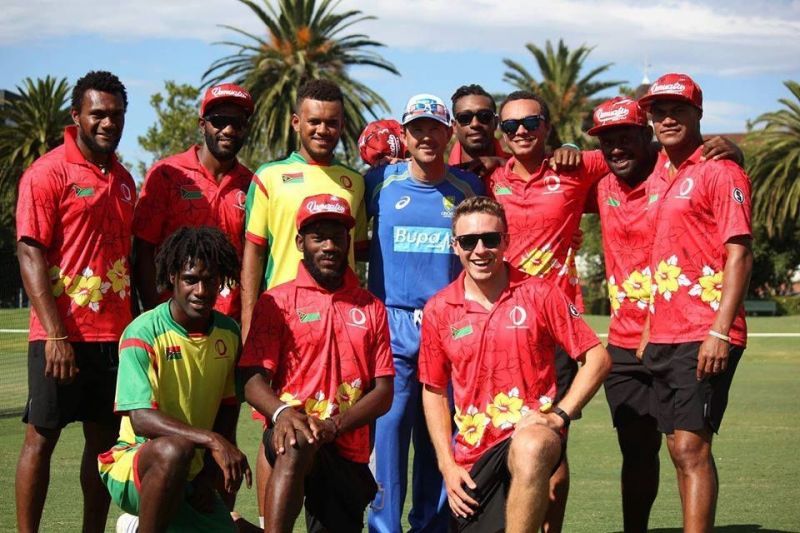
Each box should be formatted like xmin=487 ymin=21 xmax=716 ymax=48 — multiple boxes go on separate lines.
xmin=455 ymin=405 xmax=489 ymax=447
xmin=48 ymin=266 xmax=71 ymax=297
xmin=66 ymin=268 xmax=105 ymax=311
xmin=279 ymin=392 xmax=302 ymax=407
xmin=607 ymin=276 xmax=625 ymax=314
xmin=520 ymin=244 xmax=558 ymax=276
xmin=654 ymin=255 xmax=691 ymax=301
xmin=106 ymin=258 xmax=130 ymax=299
xmin=305 ymin=391 xmax=333 ymax=419
xmin=622 ymin=268 xmax=651 ymax=309
xmin=486 ymin=388 xmax=524 ymax=429
xmin=689 ymin=266 xmax=723 ymax=310
xmin=336 ymin=379 xmax=363 ymax=413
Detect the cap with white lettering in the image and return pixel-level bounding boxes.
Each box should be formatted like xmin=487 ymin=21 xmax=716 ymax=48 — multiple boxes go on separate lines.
xmin=587 ymin=97 xmax=648 ymax=136
xmin=200 ymin=83 xmax=254 ymax=116
xmin=639 ymin=73 xmax=703 ymax=111
xmin=296 ymin=194 xmax=355 ymax=230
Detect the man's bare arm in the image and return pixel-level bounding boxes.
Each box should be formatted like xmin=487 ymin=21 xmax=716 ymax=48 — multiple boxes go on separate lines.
xmin=132 ymin=237 xmax=159 ymax=312
xmin=240 ymin=240 xmax=267 ymax=341
xmin=556 ymin=343 xmax=612 ymax=419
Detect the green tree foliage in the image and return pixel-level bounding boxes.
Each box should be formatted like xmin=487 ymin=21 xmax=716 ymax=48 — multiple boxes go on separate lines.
xmin=750 ymin=222 xmax=800 ymax=296
xmin=746 ymin=80 xmax=800 ymax=240
xmin=502 ymin=39 xmax=624 ymax=149
xmin=203 ymin=0 xmax=399 ymax=162
xmin=137 ymin=81 xmax=202 ymax=177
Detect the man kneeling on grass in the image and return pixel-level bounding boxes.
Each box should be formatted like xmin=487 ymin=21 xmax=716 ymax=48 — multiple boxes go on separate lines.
xmin=240 ymin=194 xmax=394 ymax=532
xmin=98 ymin=226 xmax=254 ymax=532
xmin=419 ymin=197 xmax=612 ymax=532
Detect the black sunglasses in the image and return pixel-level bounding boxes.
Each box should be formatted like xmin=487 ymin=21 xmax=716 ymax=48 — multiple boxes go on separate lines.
xmin=204 ymin=114 xmax=249 ymax=130
xmin=453 ymin=232 xmax=504 ymax=251
xmin=500 ymin=115 xmax=545 ymax=135
xmin=455 ymin=109 xmax=496 ymax=127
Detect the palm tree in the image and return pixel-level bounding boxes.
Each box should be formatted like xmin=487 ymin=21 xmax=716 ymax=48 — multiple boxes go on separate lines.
xmin=502 ymin=39 xmax=624 ymax=148
xmin=747 ymin=80 xmax=800 ymax=239
xmin=203 ymin=0 xmax=399 ymax=161
xmin=0 ymin=76 xmax=71 ymax=191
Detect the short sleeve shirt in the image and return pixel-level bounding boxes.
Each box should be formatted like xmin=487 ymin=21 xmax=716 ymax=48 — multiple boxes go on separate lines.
xmin=486 ymin=151 xmax=607 ymax=304
xmin=365 ymin=161 xmax=484 ymax=310
xmin=245 ymin=152 xmax=368 ymax=290
xmin=592 ymin=169 xmax=662 ymax=349
xmin=418 ymin=266 xmax=600 ymax=470
xmin=648 ymin=147 xmax=752 ymax=346
xmin=239 ymin=263 xmax=394 ymax=463
xmin=133 ymin=146 xmax=253 ymax=318
xmin=16 ymin=126 xmax=136 ymax=342
xmin=114 ymin=302 xmax=239 ymax=479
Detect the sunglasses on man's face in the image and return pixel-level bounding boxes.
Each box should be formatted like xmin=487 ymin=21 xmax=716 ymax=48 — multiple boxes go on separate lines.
xmin=453 ymin=232 xmax=504 ymax=251
xmin=499 ymin=115 xmax=545 ymax=135
xmin=454 ymin=109 xmax=496 ymax=127
xmin=204 ymin=114 xmax=249 ymax=130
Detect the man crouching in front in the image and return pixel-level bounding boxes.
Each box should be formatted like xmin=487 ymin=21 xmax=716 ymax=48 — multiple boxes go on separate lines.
xmin=239 ymin=194 xmax=394 ymax=532
xmin=419 ymin=196 xmax=611 ymax=532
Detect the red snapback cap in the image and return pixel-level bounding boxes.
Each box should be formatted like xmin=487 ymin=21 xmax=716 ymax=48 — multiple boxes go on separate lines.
xmin=639 ymin=73 xmax=703 ymax=110
xmin=358 ymin=119 xmax=406 ymax=166
xmin=587 ymin=97 xmax=648 ymax=136
xmin=200 ymin=83 xmax=254 ymax=116
xmin=296 ymin=194 xmax=355 ymax=230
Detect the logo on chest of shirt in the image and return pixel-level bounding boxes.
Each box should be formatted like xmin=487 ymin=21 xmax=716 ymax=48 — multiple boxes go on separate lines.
xmin=393 ymin=226 xmax=452 ymax=254
xmin=215 ymin=339 xmax=229 ymax=358
xmin=72 ymin=184 xmax=95 ymax=198
xmin=281 ymin=172 xmax=304 ymax=184
xmin=505 ymin=305 xmax=529 ymax=329
xmin=450 ymin=319 xmax=474 ymax=340
xmin=346 ymin=307 xmax=367 ymax=329
xmin=165 ymin=345 xmax=183 ymax=361
xmin=395 ymin=195 xmax=411 ymax=209
xmin=606 ymin=197 xmax=621 ymax=207
xmin=543 ymin=175 xmax=561 ymax=194
xmin=675 ymin=177 xmax=694 ymax=200
xmin=339 ymin=175 xmax=353 ymax=190
xmin=649 ymin=193 xmax=659 ymax=204
xmin=493 ymin=183 xmax=512 ymax=196
xmin=441 ymin=196 xmax=457 ymax=217
xmin=180 ymin=185 xmax=203 ymax=200
xmin=234 ymin=190 xmax=246 ymax=210
xmin=120 ymin=183 xmax=133 ymax=204
xmin=296 ymin=307 xmax=322 ymax=323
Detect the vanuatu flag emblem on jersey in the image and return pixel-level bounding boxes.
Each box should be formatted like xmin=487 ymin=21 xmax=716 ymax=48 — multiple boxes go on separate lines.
xmin=180 ymin=185 xmax=203 ymax=200
xmin=493 ymin=184 xmax=512 ymax=196
xmin=281 ymin=172 xmax=305 ymax=184
xmin=450 ymin=320 xmax=474 ymax=340
xmin=165 ymin=345 xmax=183 ymax=361
xmin=72 ymin=185 xmax=95 ymax=198
xmin=296 ymin=308 xmax=321 ymax=323
xmin=606 ymin=197 xmax=621 ymax=207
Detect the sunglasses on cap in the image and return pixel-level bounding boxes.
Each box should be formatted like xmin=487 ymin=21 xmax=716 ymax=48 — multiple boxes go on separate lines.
xmin=204 ymin=114 xmax=249 ymax=130
xmin=454 ymin=109 xmax=496 ymax=127
xmin=453 ymin=232 xmax=504 ymax=251
xmin=500 ymin=115 xmax=545 ymax=135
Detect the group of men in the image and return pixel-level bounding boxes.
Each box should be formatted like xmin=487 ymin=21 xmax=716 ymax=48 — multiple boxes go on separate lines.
xmin=14 ymin=67 xmax=751 ymax=533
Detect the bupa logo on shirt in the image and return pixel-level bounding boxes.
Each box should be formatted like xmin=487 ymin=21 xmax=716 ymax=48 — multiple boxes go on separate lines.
xmin=281 ymin=172 xmax=304 ymax=184
xmin=165 ymin=345 xmax=183 ymax=361
xmin=393 ymin=226 xmax=452 ymax=254
xmin=296 ymin=307 xmax=321 ymax=323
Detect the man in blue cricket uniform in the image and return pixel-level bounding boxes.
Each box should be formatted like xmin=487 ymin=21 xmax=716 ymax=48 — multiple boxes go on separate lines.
xmin=366 ymin=94 xmax=484 ymax=533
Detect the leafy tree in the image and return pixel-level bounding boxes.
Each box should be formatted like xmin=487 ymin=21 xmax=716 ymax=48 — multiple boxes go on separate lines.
xmin=0 ymin=76 xmax=71 ymax=191
xmin=137 ymin=81 xmax=202 ymax=177
xmin=746 ymin=80 xmax=800 ymax=239
xmin=502 ymin=39 xmax=624 ymax=149
xmin=203 ymin=0 xmax=399 ymax=162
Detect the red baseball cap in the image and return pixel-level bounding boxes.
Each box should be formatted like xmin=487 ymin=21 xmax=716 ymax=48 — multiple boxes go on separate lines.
xmin=358 ymin=119 xmax=406 ymax=166
xmin=587 ymin=97 xmax=648 ymax=136
xmin=638 ymin=73 xmax=703 ymax=111
xmin=296 ymin=194 xmax=355 ymax=230
xmin=200 ymin=83 xmax=254 ymax=117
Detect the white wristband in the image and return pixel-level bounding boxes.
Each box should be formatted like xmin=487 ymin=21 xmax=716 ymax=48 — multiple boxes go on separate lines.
xmin=708 ymin=330 xmax=731 ymax=342
xmin=271 ymin=404 xmax=292 ymax=424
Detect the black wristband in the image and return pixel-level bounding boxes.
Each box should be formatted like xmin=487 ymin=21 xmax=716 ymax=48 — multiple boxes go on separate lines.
xmin=551 ymin=406 xmax=571 ymax=429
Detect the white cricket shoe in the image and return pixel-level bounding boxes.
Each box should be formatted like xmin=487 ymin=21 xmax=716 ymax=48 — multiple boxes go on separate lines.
xmin=116 ymin=513 xmax=139 ymax=533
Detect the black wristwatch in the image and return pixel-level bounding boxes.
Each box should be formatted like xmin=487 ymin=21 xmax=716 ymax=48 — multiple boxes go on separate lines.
xmin=551 ymin=406 xmax=571 ymax=429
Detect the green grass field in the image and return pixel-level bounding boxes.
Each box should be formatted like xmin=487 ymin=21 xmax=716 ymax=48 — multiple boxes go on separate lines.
xmin=1 ymin=310 xmax=798 ymax=531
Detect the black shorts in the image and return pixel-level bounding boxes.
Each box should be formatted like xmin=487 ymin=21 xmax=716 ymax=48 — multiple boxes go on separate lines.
xmin=23 ymin=341 xmax=119 ymax=430
xmin=263 ymin=428 xmax=377 ymax=533
xmin=603 ymin=344 xmax=656 ymax=428
xmin=451 ymin=436 xmax=566 ymax=533
xmin=554 ymin=346 xmax=580 ymax=420
xmin=643 ymin=342 xmax=743 ymax=435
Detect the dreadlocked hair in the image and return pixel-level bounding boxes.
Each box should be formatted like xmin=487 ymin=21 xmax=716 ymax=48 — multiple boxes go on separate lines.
xmin=155 ymin=226 xmax=240 ymax=292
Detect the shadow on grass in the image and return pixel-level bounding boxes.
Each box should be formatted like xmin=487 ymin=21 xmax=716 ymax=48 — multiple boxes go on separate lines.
xmin=612 ymin=527 xmax=798 ymax=533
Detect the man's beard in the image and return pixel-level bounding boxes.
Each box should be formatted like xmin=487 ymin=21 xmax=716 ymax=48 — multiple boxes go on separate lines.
xmin=205 ymin=130 xmax=242 ymax=162
xmin=78 ymin=128 xmax=119 ymax=155
xmin=302 ymin=253 xmax=346 ymax=288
